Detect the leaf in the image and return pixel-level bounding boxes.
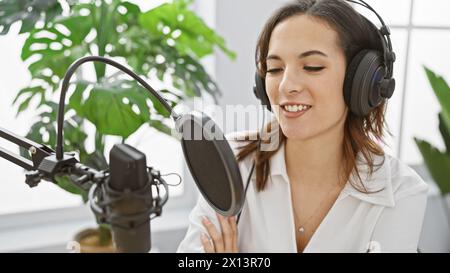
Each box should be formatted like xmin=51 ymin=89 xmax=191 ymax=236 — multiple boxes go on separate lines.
xmin=16 ymin=95 xmax=33 ymax=116
xmin=415 ymin=137 xmax=450 ymax=195
xmin=19 ymin=10 xmax=40 ymax=34
xmin=116 ymin=1 xmax=141 ymax=24
xmin=76 ymin=83 xmax=150 ymax=138
xmin=93 ymin=2 xmax=113 ymax=78
xmin=0 ymin=0 xmax=63 ymax=35
xmin=424 ymin=66 xmax=450 ymax=137
xmin=44 ymin=2 xmax=63 ymax=24
xmin=138 ymin=0 xmax=236 ymax=60
xmin=21 ymin=15 xmax=92 ymax=81
xmin=125 ymin=82 xmax=152 ymax=118
xmin=148 ymin=119 xmax=172 ymax=136
xmin=12 ymin=85 xmax=46 ymax=112
xmin=68 ymin=81 xmax=89 ymax=115
xmin=439 ymin=112 xmax=450 ymax=155
xmin=63 ymin=116 xmax=88 ymax=152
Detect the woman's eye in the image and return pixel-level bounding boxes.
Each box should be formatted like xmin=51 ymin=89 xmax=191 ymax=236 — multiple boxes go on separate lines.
xmin=267 ymin=68 xmax=282 ymax=74
xmin=266 ymin=66 xmax=324 ymax=74
xmin=304 ymin=66 xmax=324 ymax=72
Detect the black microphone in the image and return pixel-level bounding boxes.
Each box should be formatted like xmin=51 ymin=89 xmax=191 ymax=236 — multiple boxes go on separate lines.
xmin=105 ymin=144 xmax=153 ymax=253
xmin=87 ymin=143 xmax=169 ymax=253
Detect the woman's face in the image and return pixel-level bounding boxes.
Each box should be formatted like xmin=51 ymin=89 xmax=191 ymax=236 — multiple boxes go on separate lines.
xmin=265 ymin=14 xmax=348 ymax=141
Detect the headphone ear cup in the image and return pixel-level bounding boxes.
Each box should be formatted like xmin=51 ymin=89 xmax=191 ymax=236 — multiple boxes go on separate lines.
xmin=253 ymin=72 xmax=272 ymax=112
xmin=344 ymin=50 xmax=385 ymax=117
xmin=344 ymin=50 xmax=367 ymax=110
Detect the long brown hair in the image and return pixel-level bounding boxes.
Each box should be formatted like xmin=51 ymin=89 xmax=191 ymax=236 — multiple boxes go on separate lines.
xmin=235 ymin=0 xmax=390 ymax=193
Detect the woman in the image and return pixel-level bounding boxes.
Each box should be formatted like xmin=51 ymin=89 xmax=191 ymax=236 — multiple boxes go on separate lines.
xmin=177 ymin=0 xmax=428 ymax=253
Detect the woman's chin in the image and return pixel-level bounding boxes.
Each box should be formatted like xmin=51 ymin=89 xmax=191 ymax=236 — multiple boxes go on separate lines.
xmin=281 ymin=126 xmax=315 ymax=141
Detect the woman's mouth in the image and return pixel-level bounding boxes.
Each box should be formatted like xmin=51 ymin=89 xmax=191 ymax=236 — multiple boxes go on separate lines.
xmin=280 ymin=104 xmax=312 ymax=118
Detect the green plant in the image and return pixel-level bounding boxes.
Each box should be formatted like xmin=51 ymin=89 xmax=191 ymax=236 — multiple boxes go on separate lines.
xmin=414 ymin=66 xmax=450 ymax=227
xmin=0 ymin=0 xmax=235 ymax=245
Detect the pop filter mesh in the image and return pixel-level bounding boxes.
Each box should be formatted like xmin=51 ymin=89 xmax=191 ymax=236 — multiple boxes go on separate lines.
xmin=182 ymin=141 xmax=231 ymax=212
xmin=180 ymin=117 xmax=232 ymax=212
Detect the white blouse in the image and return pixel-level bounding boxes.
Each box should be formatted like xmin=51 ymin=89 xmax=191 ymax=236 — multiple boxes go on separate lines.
xmin=177 ymin=132 xmax=429 ymax=253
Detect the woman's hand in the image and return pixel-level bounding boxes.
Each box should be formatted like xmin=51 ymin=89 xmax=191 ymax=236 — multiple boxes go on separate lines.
xmin=200 ymin=213 xmax=238 ymax=253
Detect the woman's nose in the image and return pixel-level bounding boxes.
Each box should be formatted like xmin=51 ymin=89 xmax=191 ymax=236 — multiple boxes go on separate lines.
xmin=278 ymin=68 xmax=303 ymax=95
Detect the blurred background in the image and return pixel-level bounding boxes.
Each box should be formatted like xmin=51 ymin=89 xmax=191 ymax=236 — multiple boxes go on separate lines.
xmin=0 ymin=0 xmax=449 ymax=252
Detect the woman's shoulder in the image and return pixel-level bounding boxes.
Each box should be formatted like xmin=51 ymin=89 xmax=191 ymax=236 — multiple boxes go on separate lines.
xmin=350 ymin=153 xmax=428 ymax=208
xmin=382 ymin=153 xmax=429 ymax=200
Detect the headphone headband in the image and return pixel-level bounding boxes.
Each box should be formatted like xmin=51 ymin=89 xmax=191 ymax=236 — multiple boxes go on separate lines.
xmin=345 ymin=0 xmax=395 ymax=79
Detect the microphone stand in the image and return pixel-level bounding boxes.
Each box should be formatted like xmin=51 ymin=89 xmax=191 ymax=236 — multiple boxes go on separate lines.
xmin=0 ymin=56 xmax=179 ymax=252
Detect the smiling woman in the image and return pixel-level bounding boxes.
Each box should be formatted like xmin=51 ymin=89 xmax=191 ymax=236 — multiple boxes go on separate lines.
xmin=264 ymin=14 xmax=349 ymax=149
xmin=177 ymin=0 xmax=428 ymax=253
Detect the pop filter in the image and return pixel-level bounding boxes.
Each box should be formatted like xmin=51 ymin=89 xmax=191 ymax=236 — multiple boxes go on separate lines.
xmin=175 ymin=111 xmax=244 ymax=217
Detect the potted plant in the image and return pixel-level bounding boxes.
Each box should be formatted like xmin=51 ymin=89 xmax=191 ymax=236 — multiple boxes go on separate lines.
xmin=414 ymin=66 xmax=450 ymax=232
xmin=0 ymin=0 xmax=235 ymax=252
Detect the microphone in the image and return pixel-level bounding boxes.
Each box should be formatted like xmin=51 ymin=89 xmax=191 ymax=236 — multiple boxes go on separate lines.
xmin=88 ymin=144 xmax=163 ymax=253
xmin=107 ymin=144 xmax=152 ymax=252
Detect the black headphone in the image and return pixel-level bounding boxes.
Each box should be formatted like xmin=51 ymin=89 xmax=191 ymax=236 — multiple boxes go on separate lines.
xmin=252 ymin=0 xmax=396 ymax=117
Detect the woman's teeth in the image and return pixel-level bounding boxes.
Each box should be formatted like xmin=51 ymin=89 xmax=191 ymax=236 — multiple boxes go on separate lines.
xmin=282 ymin=105 xmax=311 ymax=112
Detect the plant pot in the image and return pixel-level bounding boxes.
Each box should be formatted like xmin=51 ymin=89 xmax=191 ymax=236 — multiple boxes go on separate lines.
xmin=73 ymin=228 xmax=116 ymax=253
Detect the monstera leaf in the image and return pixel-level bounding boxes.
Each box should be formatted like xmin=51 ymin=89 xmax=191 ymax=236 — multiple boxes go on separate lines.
xmin=68 ymin=78 xmax=179 ymax=138
xmin=415 ymin=137 xmax=450 ymax=195
xmin=12 ymin=85 xmax=46 ymax=116
xmin=12 ymin=14 xmax=92 ymax=113
xmin=0 ymin=0 xmax=63 ymax=35
xmin=424 ymin=66 xmax=450 ymax=136
xmin=139 ymin=0 xmax=235 ymax=60
xmin=69 ymin=79 xmax=171 ymax=138
xmin=21 ymin=14 xmax=92 ymax=80
xmin=439 ymin=113 xmax=450 ymax=155
xmin=416 ymin=67 xmax=450 ymax=196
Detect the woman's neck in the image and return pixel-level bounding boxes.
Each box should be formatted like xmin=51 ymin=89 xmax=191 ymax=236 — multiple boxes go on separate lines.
xmin=285 ymin=120 xmax=346 ymax=188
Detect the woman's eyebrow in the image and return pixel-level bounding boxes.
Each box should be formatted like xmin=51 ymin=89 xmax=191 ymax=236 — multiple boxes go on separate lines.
xmin=266 ymin=50 xmax=328 ymax=61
